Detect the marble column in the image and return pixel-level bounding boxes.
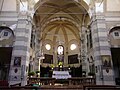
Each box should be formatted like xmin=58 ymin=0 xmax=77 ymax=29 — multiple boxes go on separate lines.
xmin=9 ymin=14 xmax=32 ymax=86
xmin=90 ymin=14 xmax=115 ymax=85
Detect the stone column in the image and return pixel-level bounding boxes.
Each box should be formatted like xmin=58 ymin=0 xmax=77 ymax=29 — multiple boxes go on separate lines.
xmin=91 ymin=14 xmax=115 ymax=85
xmin=81 ymin=26 xmax=88 ymax=75
xmin=34 ymin=29 xmax=41 ymax=71
xmin=9 ymin=14 xmax=32 ymax=86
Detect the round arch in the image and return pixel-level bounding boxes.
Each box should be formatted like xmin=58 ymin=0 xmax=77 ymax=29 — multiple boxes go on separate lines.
xmin=109 ymin=26 xmax=120 ymax=34
xmin=0 ymin=26 xmax=15 ymax=45
xmin=32 ymin=0 xmax=91 ymax=68
xmin=0 ymin=26 xmax=15 ymax=37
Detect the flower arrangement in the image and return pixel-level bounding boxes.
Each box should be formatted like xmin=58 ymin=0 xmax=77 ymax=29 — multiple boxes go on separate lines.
xmin=58 ymin=62 xmax=63 ymax=66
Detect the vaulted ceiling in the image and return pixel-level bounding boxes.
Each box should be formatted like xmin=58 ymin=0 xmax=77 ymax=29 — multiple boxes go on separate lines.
xmin=33 ymin=0 xmax=90 ymax=46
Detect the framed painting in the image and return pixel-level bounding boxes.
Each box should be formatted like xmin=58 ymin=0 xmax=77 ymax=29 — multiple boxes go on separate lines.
xmin=101 ymin=55 xmax=111 ymax=68
xmin=14 ymin=57 xmax=21 ymax=66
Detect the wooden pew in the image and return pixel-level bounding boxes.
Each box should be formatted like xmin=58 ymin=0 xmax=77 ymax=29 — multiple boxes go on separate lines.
xmin=83 ymin=85 xmax=120 ymax=90
xmin=0 ymin=80 xmax=9 ymax=86
xmin=0 ymin=86 xmax=39 ymax=89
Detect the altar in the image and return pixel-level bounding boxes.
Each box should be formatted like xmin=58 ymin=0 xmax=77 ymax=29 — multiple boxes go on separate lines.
xmin=52 ymin=71 xmax=71 ymax=79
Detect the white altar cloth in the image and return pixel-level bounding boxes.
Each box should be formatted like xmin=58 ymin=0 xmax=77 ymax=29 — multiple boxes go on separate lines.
xmin=52 ymin=71 xmax=71 ymax=79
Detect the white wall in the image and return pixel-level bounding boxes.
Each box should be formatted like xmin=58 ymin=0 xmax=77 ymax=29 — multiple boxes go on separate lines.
xmin=1 ymin=0 xmax=16 ymax=11
xmin=107 ymin=0 xmax=120 ymax=11
xmin=83 ymin=0 xmax=90 ymax=5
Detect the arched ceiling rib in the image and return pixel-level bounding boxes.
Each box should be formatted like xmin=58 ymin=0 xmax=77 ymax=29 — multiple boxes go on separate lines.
xmin=35 ymin=2 xmax=84 ymax=25
xmin=42 ymin=20 xmax=80 ymax=44
xmin=53 ymin=25 xmax=61 ymax=45
xmin=61 ymin=25 xmax=68 ymax=45
xmin=42 ymin=24 xmax=58 ymax=40
xmin=64 ymin=25 xmax=79 ymax=40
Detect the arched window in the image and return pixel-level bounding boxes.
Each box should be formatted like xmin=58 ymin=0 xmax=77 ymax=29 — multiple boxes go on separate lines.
xmin=70 ymin=44 xmax=77 ymax=50
xmin=57 ymin=45 xmax=64 ymax=55
xmin=45 ymin=44 xmax=51 ymax=50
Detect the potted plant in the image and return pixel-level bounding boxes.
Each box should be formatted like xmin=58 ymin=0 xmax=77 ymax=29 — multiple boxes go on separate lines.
xmin=35 ymin=70 xmax=40 ymax=77
xmin=28 ymin=71 xmax=35 ymax=77
xmin=36 ymin=70 xmax=40 ymax=74
xmin=88 ymin=72 xmax=95 ymax=78
xmin=82 ymin=71 xmax=86 ymax=77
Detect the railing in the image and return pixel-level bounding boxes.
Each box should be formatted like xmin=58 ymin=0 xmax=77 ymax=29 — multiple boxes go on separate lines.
xmin=28 ymin=77 xmax=96 ymax=86
xmin=0 ymin=85 xmax=120 ymax=90
xmin=28 ymin=77 xmax=56 ymax=85
xmin=68 ymin=77 xmax=95 ymax=85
